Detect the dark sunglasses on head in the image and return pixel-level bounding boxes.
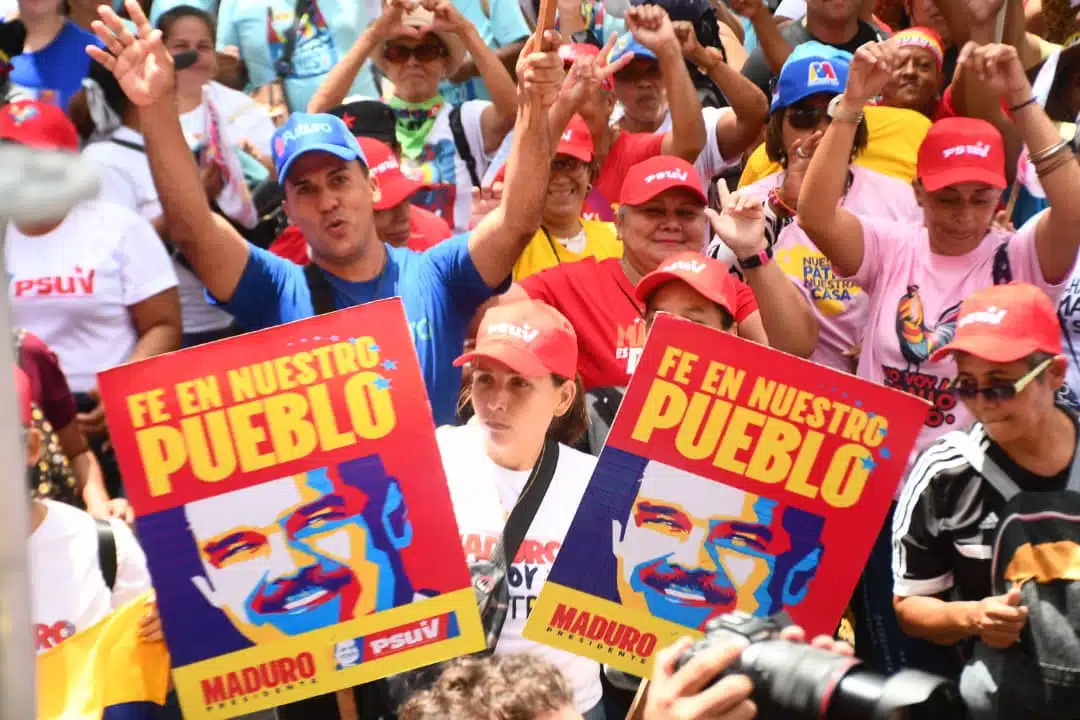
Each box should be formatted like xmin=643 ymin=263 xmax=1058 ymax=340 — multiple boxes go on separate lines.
xmin=383 ymin=42 xmax=448 ymax=64
xmin=952 ymin=357 xmax=1054 ymax=401
xmin=786 ymin=104 xmax=829 ymax=130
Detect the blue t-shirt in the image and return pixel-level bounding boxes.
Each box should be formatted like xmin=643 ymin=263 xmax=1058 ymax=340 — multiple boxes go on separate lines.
xmin=216 ymin=0 xmax=378 ymax=113
xmin=439 ymin=0 xmax=530 ymax=106
xmin=215 ymin=235 xmax=505 ymax=425
xmin=8 ymin=22 xmax=101 ymax=109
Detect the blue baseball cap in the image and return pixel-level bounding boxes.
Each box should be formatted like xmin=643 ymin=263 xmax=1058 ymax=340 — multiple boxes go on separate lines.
xmin=608 ymin=33 xmax=657 ymax=67
xmin=271 ymin=112 xmax=368 ymax=182
xmin=770 ymin=43 xmax=852 ymax=113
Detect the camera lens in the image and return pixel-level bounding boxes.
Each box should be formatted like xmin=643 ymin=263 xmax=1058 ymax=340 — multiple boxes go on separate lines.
xmin=829 ymin=668 xmax=970 ymax=720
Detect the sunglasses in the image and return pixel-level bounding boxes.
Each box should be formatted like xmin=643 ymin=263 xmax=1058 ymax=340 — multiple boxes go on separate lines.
xmin=952 ymin=357 xmax=1054 ymax=401
xmin=383 ymin=43 xmax=448 ymax=64
xmin=786 ymin=104 xmax=829 ymax=130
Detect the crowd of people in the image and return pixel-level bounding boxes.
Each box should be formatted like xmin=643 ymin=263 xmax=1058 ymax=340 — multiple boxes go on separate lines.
xmin=4 ymin=0 xmax=1080 ymax=716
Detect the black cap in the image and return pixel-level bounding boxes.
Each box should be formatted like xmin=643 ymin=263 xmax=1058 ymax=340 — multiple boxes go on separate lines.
xmin=327 ymin=100 xmax=396 ymax=147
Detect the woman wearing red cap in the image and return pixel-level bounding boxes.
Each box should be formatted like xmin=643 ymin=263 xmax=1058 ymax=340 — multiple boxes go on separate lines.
xmin=439 ymin=300 xmax=603 ymax=717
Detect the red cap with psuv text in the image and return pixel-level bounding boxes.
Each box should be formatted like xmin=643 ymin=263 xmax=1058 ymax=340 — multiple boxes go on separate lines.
xmin=929 ymin=282 xmax=1061 ymax=363
xmin=357 ymin=137 xmax=425 ymax=211
xmin=491 ymin=114 xmax=594 ymax=184
xmin=454 ymin=300 xmax=578 ymax=378
xmin=0 ymin=100 xmax=79 ymax=152
xmin=635 ymin=251 xmax=737 ymax=315
xmin=14 ymin=367 xmax=31 ymax=426
xmin=619 ymin=156 xmax=707 ymax=206
xmin=916 ymin=117 xmax=1006 ymax=192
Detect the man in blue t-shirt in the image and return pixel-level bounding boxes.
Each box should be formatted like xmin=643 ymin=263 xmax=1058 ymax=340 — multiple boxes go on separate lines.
xmin=88 ymin=1 xmax=564 ymax=426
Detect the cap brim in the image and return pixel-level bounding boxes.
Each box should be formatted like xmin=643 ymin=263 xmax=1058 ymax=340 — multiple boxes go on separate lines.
xmin=453 ymin=343 xmax=551 ymax=377
xmin=554 ymin=145 xmax=592 ymax=163
xmin=919 ymin=165 xmax=1007 ymax=193
xmin=770 ymin=88 xmax=840 ymax=114
xmin=374 ymin=176 xmax=425 ymax=211
xmin=279 ymin=144 xmax=363 ymax=184
xmin=928 ymin=336 xmax=1041 ymax=364
xmin=622 ymin=183 xmax=707 ymax=207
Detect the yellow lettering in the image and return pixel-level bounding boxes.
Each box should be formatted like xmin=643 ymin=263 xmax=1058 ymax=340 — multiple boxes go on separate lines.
xmin=822 ymin=444 xmax=871 ymax=508
xmin=744 ymin=417 xmax=803 ymax=485
xmin=264 ymin=393 xmax=318 ymax=462
xmin=673 ymin=394 xmax=732 ymax=461
xmin=309 ymin=383 xmax=356 ymax=451
xmin=228 ymin=401 xmax=276 ymax=473
xmin=127 ymin=388 xmax=170 ymax=429
xmin=672 ymin=351 xmax=698 ymax=386
xmin=713 ymin=406 xmax=766 ymax=475
xmin=657 ymin=346 xmax=682 ymax=381
xmin=630 ymin=379 xmax=688 ymax=443
xmin=840 ymin=408 xmax=869 ymax=442
xmin=700 ymin=361 xmax=724 ymax=396
xmin=864 ymin=415 xmax=888 ymax=448
xmin=182 ymin=412 xmax=236 ymax=483
xmin=135 ymin=426 xmax=187 ymax=496
xmin=343 ymin=373 xmax=395 ymax=439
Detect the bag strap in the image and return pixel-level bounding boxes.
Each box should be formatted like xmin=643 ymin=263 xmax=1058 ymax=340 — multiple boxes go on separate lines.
xmin=109 ymin=137 xmax=145 ymax=153
xmin=303 ymin=263 xmax=337 ymax=316
xmin=449 ymin=105 xmax=482 ymax=189
xmin=943 ymin=429 xmax=1023 ymax=501
xmin=492 ymin=437 xmax=560 ymax=572
xmin=95 ymin=518 xmax=117 ymax=592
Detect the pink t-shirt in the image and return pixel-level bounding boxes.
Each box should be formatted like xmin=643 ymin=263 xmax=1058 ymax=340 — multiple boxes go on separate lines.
xmin=743 ymin=167 xmax=923 ymax=372
xmin=849 ymin=212 xmax=1069 ymax=468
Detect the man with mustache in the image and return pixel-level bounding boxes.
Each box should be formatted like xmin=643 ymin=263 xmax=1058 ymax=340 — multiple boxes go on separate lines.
xmin=184 ymin=455 xmax=414 ymax=644
xmin=614 ymin=459 xmax=824 ymax=629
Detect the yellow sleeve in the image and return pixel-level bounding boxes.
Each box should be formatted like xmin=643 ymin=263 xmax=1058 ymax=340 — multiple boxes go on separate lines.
xmin=37 ymin=591 xmax=171 ymax=719
xmin=853 ymin=106 xmax=931 ymax=184
xmin=738 ymin=144 xmax=783 ymax=189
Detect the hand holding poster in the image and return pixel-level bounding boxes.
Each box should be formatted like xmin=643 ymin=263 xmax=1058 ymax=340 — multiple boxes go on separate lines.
xmin=523 ymin=315 xmax=930 ymax=677
xmin=97 ymin=299 xmax=484 ymax=718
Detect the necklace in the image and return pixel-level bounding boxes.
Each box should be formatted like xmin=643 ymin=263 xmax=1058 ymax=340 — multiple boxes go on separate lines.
xmin=540 ymin=224 xmax=587 ymax=263
xmin=615 ymin=259 xmax=646 ymax=320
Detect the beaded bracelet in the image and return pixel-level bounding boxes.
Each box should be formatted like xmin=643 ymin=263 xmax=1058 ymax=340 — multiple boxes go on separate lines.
xmin=768 ymin=187 xmax=797 ymax=217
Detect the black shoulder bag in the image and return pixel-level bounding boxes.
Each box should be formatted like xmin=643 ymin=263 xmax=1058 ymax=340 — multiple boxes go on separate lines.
xmin=449 ymin=105 xmax=482 ymax=189
xmin=378 ymin=436 xmax=561 ymax=714
xmin=96 ymin=518 xmax=118 ymax=591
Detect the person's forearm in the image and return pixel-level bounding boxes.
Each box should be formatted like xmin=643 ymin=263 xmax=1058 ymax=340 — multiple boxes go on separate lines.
xmin=1011 ymin=87 xmax=1080 ymax=212
xmin=932 ymin=0 xmax=971 ymax=45
xmin=555 ymin=3 xmax=586 ymax=40
xmin=76 ymin=451 xmax=110 ymax=506
xmin=747 ymin=9 xmax=794 ymax=74
xmin=463 ymin=26 xmax=518 ymax=121
xmin=659 ymin=44 xmax=706 ymax=161
xmin=128 ymin=323 xmax=181 ymax=364
xmin=797 ymin=106 xmax=859 ymax=238
xmin=140 ymin=99 xmax=218 ymax=248
xmin=895 ymin=596 xmax=980 ymax=646
xmin=712 ymin=0 xmax=745 ymax=43
xmin=457 ymin=41 xmax=525 ymax=80
xmin=501 ymin=102 xmax=552 ymax=237
xmin=308 ymin=28 xmax=380 ymax=112
xmin=743 ymin=264 xmax=818 ymax=357
xmin=697 ymin=50 xmax=768 ymax=154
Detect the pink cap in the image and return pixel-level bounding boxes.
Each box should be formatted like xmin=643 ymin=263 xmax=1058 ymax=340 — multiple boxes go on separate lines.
xmin=454 ymin=300 xmax=578 ymax=378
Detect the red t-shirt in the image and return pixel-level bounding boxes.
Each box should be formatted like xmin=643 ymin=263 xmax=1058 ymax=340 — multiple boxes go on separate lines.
xmin=17 ymin=330 xmax=77 ymax=431
xmin=520 ymin=257 xmax=758 ymax=390
xmin=268 ymin=206 xmax=453 ymax=264
xmin=593 ymin=132 xmax=666 ymax=209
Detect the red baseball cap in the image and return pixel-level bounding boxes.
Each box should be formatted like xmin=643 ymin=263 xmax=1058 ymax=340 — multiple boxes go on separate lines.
xmin=557 ymin=114 xmax=593 ymax=163
xmin=454 ymin=300 xmax=578 ymax=378
xmin=14 ymin=367 xmax=31 ymax=426
xmin=929 ymin=283 xmax=1061 ymax=363
xmin=619 ymin=156 xmax=707 ymax=207
xmin=917 ymin=117 xmax=1006 ymax=192
xmin=634 ymin=251 xmax=736 ymax=315
xmin=358 ymin=136 xmax=425 ymax=211
xmin=0 ymin=100 xmax=79 ymax=152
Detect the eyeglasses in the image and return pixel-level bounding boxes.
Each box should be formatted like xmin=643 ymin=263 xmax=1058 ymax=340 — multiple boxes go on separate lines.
xmin=952 ymin=357 xmax=1054 ymax=401
xmin=551 ymin=156 xmax=586 ymax=173
xmin=383 ymin=43 xmax=448 ymax=64
xmin=786 ymin=104 xmax=829 ymax=130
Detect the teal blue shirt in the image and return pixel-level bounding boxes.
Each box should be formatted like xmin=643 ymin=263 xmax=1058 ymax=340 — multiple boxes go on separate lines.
xmin=439 ymin=0 xmax=529 ymax=105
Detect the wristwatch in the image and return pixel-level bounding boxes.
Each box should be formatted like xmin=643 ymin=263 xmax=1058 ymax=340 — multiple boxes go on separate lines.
xmin=738 ymin=244 xmax=774 ymax=271
xmin=827 ymin=95 xmax=865 ymax=124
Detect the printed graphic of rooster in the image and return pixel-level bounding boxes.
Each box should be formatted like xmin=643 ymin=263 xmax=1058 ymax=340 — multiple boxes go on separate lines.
xmin=895 ymin=285 xmax=962 ymax=370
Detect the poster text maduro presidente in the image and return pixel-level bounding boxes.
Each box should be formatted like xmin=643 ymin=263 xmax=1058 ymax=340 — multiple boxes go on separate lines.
xmin=523 ymin=315 xmax=929 ymax=677
xmin=97 ymin=299 xmax=483 ymax=718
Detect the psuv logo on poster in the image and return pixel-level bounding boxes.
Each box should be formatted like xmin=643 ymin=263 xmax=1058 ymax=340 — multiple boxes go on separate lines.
xmin=462 ymin=533 xmax=560 ymax=622
xmin=333 ymin=612 xmax=462 ymax=669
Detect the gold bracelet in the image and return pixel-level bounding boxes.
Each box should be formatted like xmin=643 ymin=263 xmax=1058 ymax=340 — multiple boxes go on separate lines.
xmin=1035 ymin=148 xmax=1076 ymax=178
xmin=1033 ymin=143 xmax=1072 ymax=169
xmin=1030 ymin=140 xmax=1069 ymax=164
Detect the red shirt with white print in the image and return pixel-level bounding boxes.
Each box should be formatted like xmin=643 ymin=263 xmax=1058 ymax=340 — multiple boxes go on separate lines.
xmin=521 ymin=257 xmax=757 ymax=390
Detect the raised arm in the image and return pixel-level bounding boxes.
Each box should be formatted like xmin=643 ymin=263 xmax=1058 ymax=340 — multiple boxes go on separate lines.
xmin=625 ymin=5 xmax=705 ymax=162
xmin=797 ymin=41 xmax=895 ymax=279
xmin=468 ymin=31 xmax=563 ymax=286
xmin=674 ymin=20 xmax=768 ymax=161
xmin=88 ymin=0 xmax=250 ymax=303
xmin=960 ymin=41 xmax=1080 ymax=283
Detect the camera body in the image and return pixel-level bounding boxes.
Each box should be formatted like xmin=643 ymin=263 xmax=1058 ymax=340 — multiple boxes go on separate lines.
xmin=676 ymin=611 xmax=970 ymax=720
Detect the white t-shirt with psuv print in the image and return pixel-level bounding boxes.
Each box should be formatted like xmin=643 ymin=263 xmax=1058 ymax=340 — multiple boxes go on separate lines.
xmin=30 ymin=500 xmax=152 ymax=655
xmin=6 ymin=199 xmax=179 ymax=393
xmin=436 ymin=422 xmax=602 ymax=713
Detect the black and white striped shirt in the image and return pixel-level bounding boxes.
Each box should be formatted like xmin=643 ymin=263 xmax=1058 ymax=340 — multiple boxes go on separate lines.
xmin=892 ymin=419 xmax=1073 ymax=602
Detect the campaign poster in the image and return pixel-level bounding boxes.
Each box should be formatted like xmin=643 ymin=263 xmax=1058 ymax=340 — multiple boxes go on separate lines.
xmin=97 ymin=299 xmax=484 ymax=719
xmin=523 ymin=315 xmax=930 ymax=677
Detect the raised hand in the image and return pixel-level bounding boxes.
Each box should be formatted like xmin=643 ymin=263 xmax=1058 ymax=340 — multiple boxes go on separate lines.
xmin=780 ymin=129 xmax=823 ymax=202
xmin=706 ymin=191 xmax=767 ymax=262
xmin=777 ymin=625 xmax=856 ymax=657
xmin=469 ymin=182 xmax=502 ymax=228
xmin=728 ymin=0 xmax=766 ymax=21
xmin=558 ymin=32 xmax=633 ymax=109
xmin=86 ymin=0 xmax=175 ymax=106
xmin=957 ymin=41 xmax=1030 ymax=100
xmin=369 ymin=0 xmax=421 ymax=42
xmin=424 ymin=0 xmax=470 ymax=36
xmin=672 ymin=20 xmax=702 ymax=60
xmin=516 ymin=30 xmax=565 ymax=108
xmin=842 ymin=40 xmax=897 ymax=107
xmin=643 ymin=636 xmax=755 ymax=720
xmin=962 ymin=0 xmax=1005 ymax=26
xmin=625 ymin=4 xmax=679 ymax=57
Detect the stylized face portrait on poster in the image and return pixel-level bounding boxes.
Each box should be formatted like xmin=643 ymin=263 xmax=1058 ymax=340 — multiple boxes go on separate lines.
xmin=524 ymin=316 xmax=930 ymax=677
xmin=97 ymin=300 xmax=484 ymax=718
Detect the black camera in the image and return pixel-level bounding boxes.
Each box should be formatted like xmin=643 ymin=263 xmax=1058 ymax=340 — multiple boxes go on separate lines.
xmin=675 ymin=612 xmax=970 ymax=720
